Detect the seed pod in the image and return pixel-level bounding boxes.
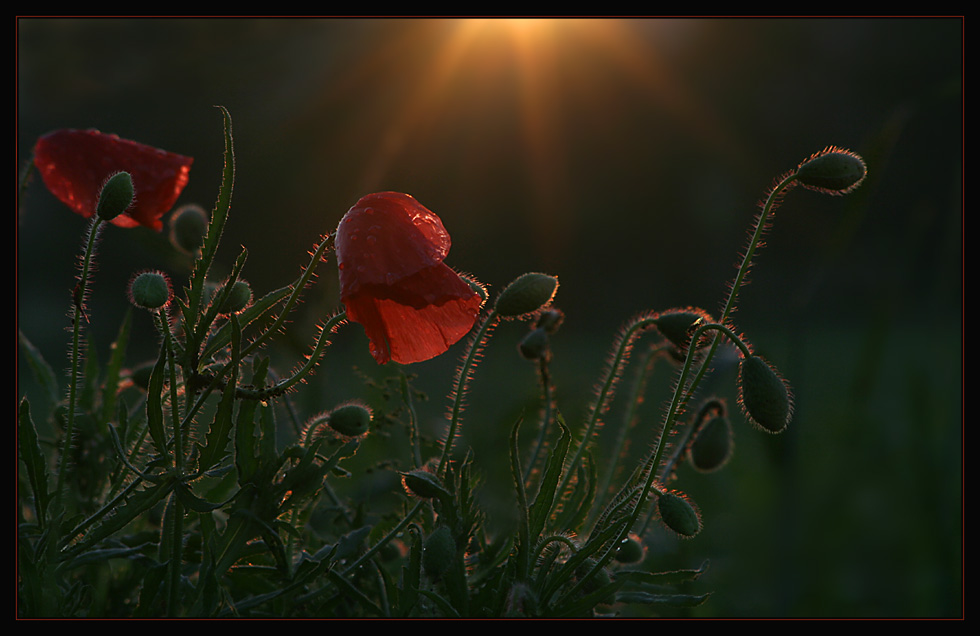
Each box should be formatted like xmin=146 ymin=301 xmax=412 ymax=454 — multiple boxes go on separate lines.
xmin=688 ymin=413 xmax=735 ymax=472
xmin=494 ymin=273 xmax=558 ymax=318
xmin=326 ymin=402 xmax=372 ymax=438
xmin=128 ymin=270 xmax=172 ymax=310
xmin=658 ymin=491 xmax=702 ymax=538
xmin=738 ymin=355 xmax=792 ymax=434
xmin=422 ymin=525 xmax=456 ymax=579
xmin=794 ymin=146 xmax=867 ymax=195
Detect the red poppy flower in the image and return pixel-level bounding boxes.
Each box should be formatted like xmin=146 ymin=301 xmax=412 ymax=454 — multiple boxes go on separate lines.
xmin=33 ymin=128 xmax=193 ymax=231
xmin=336 ymin=192 xmax=483 ymax=365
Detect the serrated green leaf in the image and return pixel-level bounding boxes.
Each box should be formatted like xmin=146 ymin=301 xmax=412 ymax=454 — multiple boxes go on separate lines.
xmin=200 ymin=285 xmax=291 ymax=360
xmin=529 ymin=412 xmax=570 ymax=539
xmin=615 ymin=560 xmax=709 ymax=586
xmin=18 ymin=397 xmax=50 ymax=525
xmin=145 ymin=343 xmax=169 ymax=457
xmin=18 ymin=330 xmax=60 ymax=409
xmin=197 ymin=314 xmax=240 ymax=475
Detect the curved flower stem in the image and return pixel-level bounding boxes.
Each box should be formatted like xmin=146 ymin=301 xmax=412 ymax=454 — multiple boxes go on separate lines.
xmin=235 ymin=311 xmax=347 ymax=401
xmin=55 ymin=217 xmax=103 ymax=509
xmin=241 ymin=233 xmax=335 ymax=359
xmin=178 ymin=233 xmax=335 ymax=427
xmin=593 ymin=342 xmax=667 ymax=510
xmin=438 ymin=309 xmax=498 ymax=478
xmin=400 ymin=374 xmax=423 ymax=469
xmin=626 ymin=175 xmax=798 ymax=539
xmin=523 ymin=355 xmax=554 ymax=486
xmin=557 ymin=314 xmax=658 ymax=502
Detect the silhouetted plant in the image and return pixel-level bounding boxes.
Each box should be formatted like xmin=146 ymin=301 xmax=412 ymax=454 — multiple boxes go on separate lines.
xmin=17 ymin=110 xmax=866 ymax=617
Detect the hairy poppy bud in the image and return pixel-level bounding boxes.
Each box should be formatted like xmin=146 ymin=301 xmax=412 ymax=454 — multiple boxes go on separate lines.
xmin=614 ymin=533 xmax=646 ymax=564
xmin=169 ymin=204 xmax=209 ymax=254
xmin=688 ymin=413 xmax=734 ymax=473
xmin=401 ymin=469 xmax=451 ymax=500
xmin=494 ymin=273 xmax=558 ymax=318
xmin=535 ymin=308 xmax=564 ymax=334
xmin=128 ymin=270 xmax=172 ymax=311
xmin=423 ymin=526 xmax=456 ymax=579
xmin=794 ymin=146 xmax=867 ymax=195
xmin=738 ymin=355 xmax=792 ymax=434
xmin=96 ymin=171 xmax=135 ymax=221
xmin=658 ymin=491 xmax=702 ymax=538
xmin=218 ymin=280 xmax=252 ymax=315
xmin=326 ymin=402 xmax=372 ymax=438
xmin=654 ymin=308 xmax=713 ymax=352
xmin=518 ymin=327 xmax=550 ymax=361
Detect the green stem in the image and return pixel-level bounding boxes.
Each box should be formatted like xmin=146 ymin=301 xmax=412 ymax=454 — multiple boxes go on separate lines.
xmin=235 ymin=311 xmax=347 ymax=400
xmin=157 ymin=308 xmax=184 ymax=471
xmin=55 ymin=217 xmax=103 ymax=509
xmin=438 ymin=309 xmax=498 ymax=477
xmin=629 ymin=175 xmax=797 ymax=537
xmin=557 ymin=314 xmax=657 ymax=501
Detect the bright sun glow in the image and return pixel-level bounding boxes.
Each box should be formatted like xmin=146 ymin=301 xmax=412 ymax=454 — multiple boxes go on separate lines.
xmin=331 ymin=18 xmax=732 ymax=260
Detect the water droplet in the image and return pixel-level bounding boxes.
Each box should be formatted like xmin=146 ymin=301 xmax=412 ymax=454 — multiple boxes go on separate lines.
xmin=366 ymin=235 xmax=377 ymax=245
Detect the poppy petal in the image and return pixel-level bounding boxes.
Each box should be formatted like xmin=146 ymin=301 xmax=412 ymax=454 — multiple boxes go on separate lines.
xmin=336 ymin=192 xmax=481 ymax=365
xmin=336 ymin=192 xmax=450 ymax=296
xmin=345 ymin=264 xmax=483 ymax=365
xmin=33 ymin=128 xmax=193 ymax=231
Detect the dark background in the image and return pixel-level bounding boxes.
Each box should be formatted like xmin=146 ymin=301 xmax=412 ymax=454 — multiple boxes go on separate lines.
xmin=17 ymin=18 xmax=962 ymax=617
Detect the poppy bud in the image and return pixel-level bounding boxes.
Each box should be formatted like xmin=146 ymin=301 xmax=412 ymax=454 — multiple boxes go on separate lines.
xmin=614 ymin=533 xmax=646 ymax=564
xmin=518 ymin=327 xmax=550 ymax=361
xmin=688 ymin=413 xmax=734 ymax=473
xmin=128 ymin=270 xmax=172 ymax=311
xmin=96 ymin=171 xmax=135 ymax=222
xmin=658 ymin=490 xmax=702 ymax=538
xmin=737 ymin=355 xmax=792 ymax=434
xmin=423 ymin=526 xmax=456 ymax=579
xmin=326 ymin=401 xmax=372 ymax=438
xmin=794 ymin=146 xmax=867 ymax=195
xmin=169 ymin=203 xmax=209 ymax=254
xmin=494 ymin=273 xmax=558 ymax=318
xmin=654 ymin=308 xmax=713 ymax=352
xmin=401 ymin=469 xmax=451 ymax=500
xmin=535 ymin=308 xmax=564 ymax=334
xmin=217 ymin=280 xmax=252 ymax=315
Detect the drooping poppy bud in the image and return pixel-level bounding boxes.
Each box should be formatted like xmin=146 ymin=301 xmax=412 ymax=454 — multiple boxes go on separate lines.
xmin=494 ymin=273 xmax=559 ymax=319
xmin=794 ymin=146 xmax=867 ymax=195
xmin=33 ymin=128 xmax=193 ymax=231
xmin=737 ymin=355 xmax=793 ymax=434
xmin=335 ymin=192 xmax=483 ymax=365
xmin=658 ymin=490 xmax=702 ymax=538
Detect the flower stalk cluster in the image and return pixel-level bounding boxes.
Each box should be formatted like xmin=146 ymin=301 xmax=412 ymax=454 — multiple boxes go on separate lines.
xmin=17 ymin=109 xmax=866 ymax=618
